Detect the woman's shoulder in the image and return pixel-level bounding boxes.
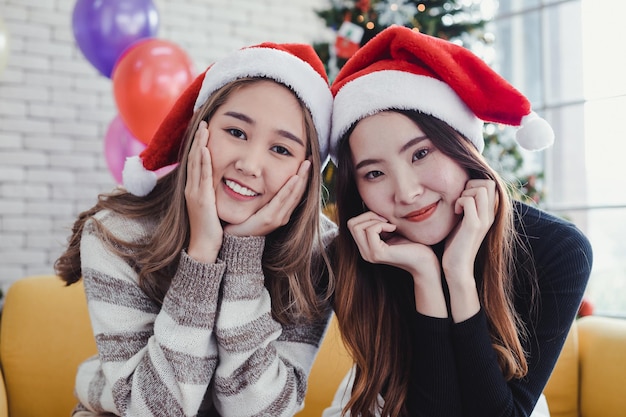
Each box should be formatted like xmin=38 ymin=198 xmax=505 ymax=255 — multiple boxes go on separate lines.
xmin=320 ymin=212 xmax=339 ymax=247
xmin=514 ymin=201 xmax=582 ymax=236
xmin=86 ymin=208 xmax=158 ymax=244
xmin=513 ymin=200 xmax=592 ymax=260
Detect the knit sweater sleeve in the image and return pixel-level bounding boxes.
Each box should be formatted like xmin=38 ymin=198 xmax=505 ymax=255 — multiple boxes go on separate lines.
xmin=212 ymin=232 xmax=332 ymax=417
xmin=407 ymin=313 xmax=463 ymax=416
xmin=76 ymin=212 xmax=225 ymax=416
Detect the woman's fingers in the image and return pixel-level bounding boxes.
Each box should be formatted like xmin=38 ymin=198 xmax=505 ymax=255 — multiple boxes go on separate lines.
xmin=185 ymin=122 xmax=223 ymax=263
xmin=268 ymin=159 xmax=311 ymax=223
xmin=348 ymin=212 xmax=437 ymax=277
xmin=444 ymin=180 xmax=497 ymax=274
xmin=347 ymin=213 xmax=397 ymax=263
xmin=347 ymin=211 xmax=388 ymax=231
xmin=186 ymin=121 xmax=209 ymax=195
xmin=456 ymin=179 xmax=496 ymax=227
xmin=186 ymin=121 xmax=215 ymax=207
xmin=225 ymin=159 xmax=311 ymax=236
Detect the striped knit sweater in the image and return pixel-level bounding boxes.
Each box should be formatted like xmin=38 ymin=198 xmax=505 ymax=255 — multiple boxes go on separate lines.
xmin=75 ymin=209 xmax=337 ymax=417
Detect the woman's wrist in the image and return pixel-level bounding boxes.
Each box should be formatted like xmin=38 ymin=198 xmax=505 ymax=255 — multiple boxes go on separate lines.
xmin=187 ymin=240 xmax=220 ymax=264
xmin=413 ymin=271 xmax=448 ymax=318
xmin=446 ymin=276 xmax=480 ymax=322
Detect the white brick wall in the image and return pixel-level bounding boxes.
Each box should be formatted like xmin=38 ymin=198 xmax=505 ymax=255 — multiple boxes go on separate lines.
xmin=0 ymin=0 xmax=332 ymax=295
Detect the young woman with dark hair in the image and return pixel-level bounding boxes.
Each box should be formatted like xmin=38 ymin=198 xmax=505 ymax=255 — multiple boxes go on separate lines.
xmin=324 ymin=26 xmax=592 ymax=417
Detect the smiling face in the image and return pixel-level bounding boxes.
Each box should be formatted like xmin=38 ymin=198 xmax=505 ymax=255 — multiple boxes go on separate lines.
xmin=207 ymin=80 xmax=308 ymax=225
xmin=349 ymin=111 xmax=470 ymax=245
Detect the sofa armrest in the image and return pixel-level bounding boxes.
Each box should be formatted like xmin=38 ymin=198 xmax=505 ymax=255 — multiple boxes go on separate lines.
xmin=0 ymin=365 xmax=8 ymax=417
xmin=578 ymin=315 xmax=626 ymax=417
xmin=543 ymin=322 xmax=579 ymax=417
xmin=0 ymin=275 xmax=97 ymax=417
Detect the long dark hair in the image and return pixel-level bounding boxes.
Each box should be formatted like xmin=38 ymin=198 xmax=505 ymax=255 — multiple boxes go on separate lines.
xmin=55 ymin=78 xmax=333 ymax=324
xmin=333 ymin=110 xmax=532 ymax=416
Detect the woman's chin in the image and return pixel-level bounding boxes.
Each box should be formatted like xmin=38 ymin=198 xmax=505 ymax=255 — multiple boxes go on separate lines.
xmin=397 ymin=228 xmax=446 ymax=247
xmin=217 ymin=211 xmax=252 ymax=227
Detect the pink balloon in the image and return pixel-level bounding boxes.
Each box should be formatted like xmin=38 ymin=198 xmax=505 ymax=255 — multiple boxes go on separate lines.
xmin=104 ymin=115 xmax=146 ymax=184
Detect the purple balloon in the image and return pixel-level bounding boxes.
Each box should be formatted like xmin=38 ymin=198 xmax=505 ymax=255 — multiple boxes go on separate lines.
xmin=104 ymin=115 xmax=146 ymax=184
xmin=72 ymin=0 xmax=159 ymax=78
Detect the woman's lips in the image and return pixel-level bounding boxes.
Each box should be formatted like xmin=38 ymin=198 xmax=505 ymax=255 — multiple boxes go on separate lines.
xmin=223 ymin=179 xmax=259 ymax=200
xmin=404 ymin=202 xmax=438 ymax=222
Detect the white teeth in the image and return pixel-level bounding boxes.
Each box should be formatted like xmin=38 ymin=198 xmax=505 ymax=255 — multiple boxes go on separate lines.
xmin=224 ymin=179 xmax=258 ymax=196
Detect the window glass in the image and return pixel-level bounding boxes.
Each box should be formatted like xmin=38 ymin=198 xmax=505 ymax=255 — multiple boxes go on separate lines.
xmin=581 ymin=1 xmax=626 ymax=316
xmin=491 ymin=11 xmax=543 ymax=107
xmin=542 ymin=103 xmax=587 ymax=209
xmin=543 ymin=2 xmax=584 ymax=105
xmin=584 ymin=206 xmax=626 ymax=316
xmin=584 ymin=96 xmax=626 ymax=206
xmin=582 ymin=0 xmax=626 ymax=99
xmin=493 ymin=0 xmax=626 ymax=316
xmin=497 ymin=0 xmax=541 ymax=14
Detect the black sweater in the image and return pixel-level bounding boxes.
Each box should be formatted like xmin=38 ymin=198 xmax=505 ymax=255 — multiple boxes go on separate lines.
xmin=407 ymin=201 xmax=593 ymax=416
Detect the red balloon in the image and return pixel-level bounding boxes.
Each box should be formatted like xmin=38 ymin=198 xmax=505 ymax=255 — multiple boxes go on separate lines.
xmin=578 ymin=297 xmax=594 ymax=317
xmin=112 ymin=38 xmax=194 ymax=144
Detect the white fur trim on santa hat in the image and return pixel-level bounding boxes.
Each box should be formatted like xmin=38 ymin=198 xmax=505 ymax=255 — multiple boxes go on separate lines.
xmin=194 ymin=47 xmax=333 ymax=162
xmin=330 ymin=70 xmax=484 ymax=163
xmin=122 ymin=155 xmax=157 ymax=197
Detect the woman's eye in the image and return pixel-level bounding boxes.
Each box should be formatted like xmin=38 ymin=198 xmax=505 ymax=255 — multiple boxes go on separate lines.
xmin=364 ymin=170 xmax=383 ymax=180
xmin=412 ymin=148 xmax=429 ymax=161
xmin=226 ymin=128 xmax=246 ymax=140
xmin=271 ymin=145 xmax=292 ymax=156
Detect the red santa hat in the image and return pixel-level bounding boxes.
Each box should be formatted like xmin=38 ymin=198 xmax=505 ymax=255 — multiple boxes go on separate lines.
xmin=123 ymin=42 xmax=333 ymax=197
xmin=330 ymin=25 xmax=554 ymax=163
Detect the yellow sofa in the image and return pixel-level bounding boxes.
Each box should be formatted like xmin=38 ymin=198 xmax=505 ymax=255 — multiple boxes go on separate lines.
xmin=0 ymin=275 xmax=624 ymax=417
xmin=0 ymin=275 xmax=352 ymax=417
xmin=543 ymin=314 xmax=626 ymax=417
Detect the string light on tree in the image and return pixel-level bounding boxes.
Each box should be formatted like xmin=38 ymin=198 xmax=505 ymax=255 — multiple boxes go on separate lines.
xmin=374 ymin=0 xmax=418 ymax=26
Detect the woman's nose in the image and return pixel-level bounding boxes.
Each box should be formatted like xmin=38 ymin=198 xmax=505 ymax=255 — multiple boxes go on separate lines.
xmin=393 ymin=174 xmax=422 ymax=204
xmin=235 ymin=149 xmax=263 ymax=177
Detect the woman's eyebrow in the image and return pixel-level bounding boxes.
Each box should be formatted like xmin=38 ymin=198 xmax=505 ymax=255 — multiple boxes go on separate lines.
xmin=355 ymin=135 xmax=429 ymax=170
xmin=399 ymin=135 xmax=428 ymax=153
xmin=354 ymin=158 xmax=381 ymax=171
xmin=277 ymin=129 xmax=305 ymax=147
xmin=224 ymin=111 xmax=253 ymax=124
xmin=223 ymin=111 xmax=304 ymax=147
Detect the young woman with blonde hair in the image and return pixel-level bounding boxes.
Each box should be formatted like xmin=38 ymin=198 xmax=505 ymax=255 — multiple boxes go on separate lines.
xmin=55 ymin=42 xmax=336 ymax=417
xmin=324 ymin=26 xmax=592 ymax=417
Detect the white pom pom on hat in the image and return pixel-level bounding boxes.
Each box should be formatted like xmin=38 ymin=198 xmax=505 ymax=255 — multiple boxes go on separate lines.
xmin=122 ymin=42 xmax=333 ymax=197
xmin=516 ymin=112 xmax=555 ymax=151
xmin=122 ymin=155 xmax=157 ymax=197
xmin=330 ymin=25 xmax=554 ymax=163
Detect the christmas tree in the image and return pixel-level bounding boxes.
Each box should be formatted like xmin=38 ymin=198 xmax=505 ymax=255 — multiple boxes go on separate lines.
xmin=315 ymin=0 xmax=543 ymax=208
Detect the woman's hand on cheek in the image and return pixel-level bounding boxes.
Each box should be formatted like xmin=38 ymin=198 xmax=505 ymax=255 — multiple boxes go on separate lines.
xmin=185 ymin=121 xmax=224 ymax=264
xmin=224 ymin=159 xmax=311 ymax=237
xmin=348 ymin=211 xmax=438 ymax=278
xmin=442 ymin=179 xmax=497 ymax=277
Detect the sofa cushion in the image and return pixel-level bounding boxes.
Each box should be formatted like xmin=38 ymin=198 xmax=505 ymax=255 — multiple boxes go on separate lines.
xmin=578 ymin=315 xmax=626 ymax=417
xmin=296 ymin=314 xmax=353 ymax=416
